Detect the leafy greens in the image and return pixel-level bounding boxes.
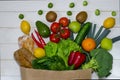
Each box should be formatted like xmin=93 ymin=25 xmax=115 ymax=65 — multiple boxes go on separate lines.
xmin=32 ymin=55 xmax=66 ymax=70
xmin=44 ymin=38 xmax=81 ymax=67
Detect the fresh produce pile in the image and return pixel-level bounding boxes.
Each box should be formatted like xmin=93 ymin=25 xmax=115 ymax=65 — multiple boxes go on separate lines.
xmin=14 ymin=2 xmax=120 ymax=79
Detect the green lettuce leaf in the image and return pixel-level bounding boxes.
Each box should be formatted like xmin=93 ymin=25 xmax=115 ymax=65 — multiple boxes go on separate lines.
xmin=44 ymin=38 xmax=81 ymax=67
xmin=44 ymin=41 xmax=58 ymax=57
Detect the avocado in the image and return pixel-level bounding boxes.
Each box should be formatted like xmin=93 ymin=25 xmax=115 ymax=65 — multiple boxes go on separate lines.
xmin=36 ymin=21 xmax=50 ymax=38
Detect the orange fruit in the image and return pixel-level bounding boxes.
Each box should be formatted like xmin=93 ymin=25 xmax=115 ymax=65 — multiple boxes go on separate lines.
xmin=82 ymin=38 xmax=96 ymax=52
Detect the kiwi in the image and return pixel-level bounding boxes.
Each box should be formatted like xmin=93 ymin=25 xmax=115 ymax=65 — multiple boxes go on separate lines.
xmin=76 ymin=11 xmax=88 ymax=24
xmin=46 ymin=11 xmax=57 ymax=22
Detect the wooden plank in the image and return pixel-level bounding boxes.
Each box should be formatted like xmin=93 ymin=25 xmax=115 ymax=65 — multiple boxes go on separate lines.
xmin=0 ymin=27 xmax=120 ymax=43
xmin=1 ymin=60 xmax=21 ymax=76
xmin=0 ymin=11 xmax=119 ymax=28
xmin=0 ymin=28 xmax=50 ymax=44
xmin=0 ymin=28 xmax=22 ymax=43
xmin=0 ymin=40 xmax=120 ymax=60
xmin=0 ymin=43 xmax=19 ymax=60
xmin=0 ymin=0 xmax=119 ymax=11
xmin=1 ymin=76 xmax=21 ymax=80
xmin=0 ymin=0 xmax=120 ymax=79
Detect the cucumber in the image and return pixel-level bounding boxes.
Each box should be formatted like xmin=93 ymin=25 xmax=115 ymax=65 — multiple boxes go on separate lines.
xmin=74 ymin=22 xmax=92 ymax=45
xmin=36 ymin=21 xmax=50 ymax=38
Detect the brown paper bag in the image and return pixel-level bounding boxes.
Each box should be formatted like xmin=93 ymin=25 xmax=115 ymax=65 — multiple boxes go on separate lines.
xmin=20 ymin=67 xmax=92 ymax=80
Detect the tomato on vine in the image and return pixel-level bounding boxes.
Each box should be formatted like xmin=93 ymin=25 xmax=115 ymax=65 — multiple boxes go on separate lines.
xmin=60 ymin=28 xmax=70 ymax=39
xmin=50 ymin=22 xmax=61 ymax=34
xmin=50 ymin=33 xmax=60 ymax=43
xmin=59 ymin=17 xmax=69 ymax=27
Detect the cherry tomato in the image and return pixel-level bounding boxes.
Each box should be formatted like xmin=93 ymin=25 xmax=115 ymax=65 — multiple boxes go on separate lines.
xmin=50 ymin=33 xmax=60 ymax=43
xmin=59 ymin=17 xmax=69 ymax=27
xmin=60 ymin=28 xmax=70 ymax=39
xmin=50 ymin=22 xmax=61 ymax=33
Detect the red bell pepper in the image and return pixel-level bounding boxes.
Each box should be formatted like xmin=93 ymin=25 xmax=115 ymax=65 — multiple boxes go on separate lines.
xmin=68 ymin=51 xmax=86 ymax=69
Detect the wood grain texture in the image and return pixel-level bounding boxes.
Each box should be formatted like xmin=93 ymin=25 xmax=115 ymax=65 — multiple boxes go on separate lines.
xmin=0 ymin=0 xmax=120 ymax=79
xmin=0 ymin=0 xmax=119 ymax=11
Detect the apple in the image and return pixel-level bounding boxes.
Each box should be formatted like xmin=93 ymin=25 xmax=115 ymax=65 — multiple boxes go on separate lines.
xmin=100 ymin=37 xmax=113 ymax=50
xmin=68 ymin=21 xmax=81 ymax=33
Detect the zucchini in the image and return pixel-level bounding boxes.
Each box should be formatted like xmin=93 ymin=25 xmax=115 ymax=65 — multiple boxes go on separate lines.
xmin=74 ymin=22 xmax=92 ymax=45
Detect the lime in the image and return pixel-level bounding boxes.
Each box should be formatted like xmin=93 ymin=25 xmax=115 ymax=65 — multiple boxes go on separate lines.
xmin=111 ymin=11 xmax=117 ymax=16
xmin=20 ymin=20 xmax=31 ymax=35
xmin=38 ymin=10 xmax=43 ymax=15
xmin=69 ymin=2 xmax=75 ymax=8
xmin=95 ymin=9 xmax=100 ymax=16
xmin=33 ymin=48 xmax=45 ymax=58
xmin=100 ymin=38 xmax=113 ymax=50
xmin=83 ymin=1 xmax=88 ymax=6
xmin=48 ymin=2 xmax=53 ymax=8
xmin=67 ymin=11 xmax=72 ymax=16
xmin=19 ymin=14 xmax=24 ymax=19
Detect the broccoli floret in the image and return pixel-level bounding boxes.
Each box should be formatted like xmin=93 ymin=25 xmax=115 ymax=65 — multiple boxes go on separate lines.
xmin=82 ymin=58 xmax=99 ymax=71
xmin=82 ymin=48 xmax=113 ymax=78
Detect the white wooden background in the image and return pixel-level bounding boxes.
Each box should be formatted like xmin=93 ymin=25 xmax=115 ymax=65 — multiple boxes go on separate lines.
xmin=0 ymin=0 xmax=120 ymax=80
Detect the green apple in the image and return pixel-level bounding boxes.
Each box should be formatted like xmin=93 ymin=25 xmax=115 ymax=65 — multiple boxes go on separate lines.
xmin=68 ymin=21 xmax=81 ymax=33
xmin=100 ymin=37 xmax=113 ymax=50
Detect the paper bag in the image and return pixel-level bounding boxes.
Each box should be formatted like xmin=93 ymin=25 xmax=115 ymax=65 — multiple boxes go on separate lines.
xmin=20 ymin=67 xmax=92 ymax=80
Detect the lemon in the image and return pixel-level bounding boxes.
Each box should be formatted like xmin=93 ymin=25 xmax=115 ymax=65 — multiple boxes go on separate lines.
xmin=103 ymin=17 xmax=115 ymax=29
xmin=20 ymin=20 xmax=31 ymax=35
xmin=33 ymin=48 xmax=45 ymax=58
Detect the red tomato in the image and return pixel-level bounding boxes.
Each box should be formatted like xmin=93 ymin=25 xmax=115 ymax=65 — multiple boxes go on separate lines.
xmin=50 ymin=22 xmax=61 ymax=33
xmin=60 ymin=28 xmax=70 ymax=39
xmin=59 ymin=17 xmax=69 ymax=27
xmin=50 ymin=33 xmax=60 ymax=43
